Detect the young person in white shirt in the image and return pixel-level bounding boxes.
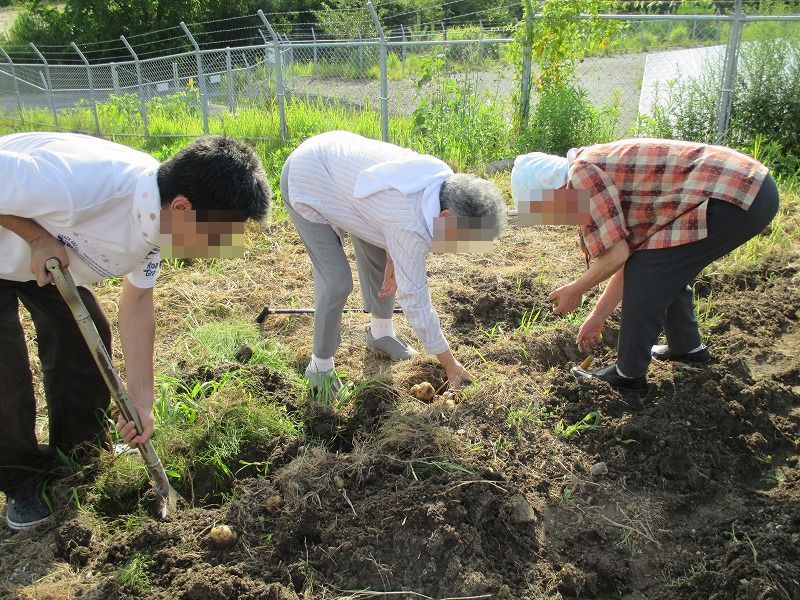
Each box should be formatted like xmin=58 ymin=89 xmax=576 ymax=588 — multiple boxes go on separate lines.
xmin=280 ymin=131 xmax=506 ymax=393
xmin=0 ymin=132 xmax=271 ymax=532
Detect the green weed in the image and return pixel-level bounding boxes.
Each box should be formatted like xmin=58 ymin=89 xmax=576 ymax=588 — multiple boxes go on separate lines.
xmin=518 ymin=307 xmax=545 ymax=333
xmin=116 ymin=552 xmax=152 ymax=590
xmin=667 ymin=559 xmax=707 ymax=588
xmin=556 ymin=411 xmax=602 ymax=438
xmin=506 ymin=399 xmax=547 ymax=437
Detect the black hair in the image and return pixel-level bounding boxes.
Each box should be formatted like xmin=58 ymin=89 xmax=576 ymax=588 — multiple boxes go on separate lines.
xmin=157 ymin=136 xmax=271 ymax=221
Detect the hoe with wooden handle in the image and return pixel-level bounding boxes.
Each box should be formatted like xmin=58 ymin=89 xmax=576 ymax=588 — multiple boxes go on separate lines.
xmin=46 ymin=258 xmax=179 ymax=518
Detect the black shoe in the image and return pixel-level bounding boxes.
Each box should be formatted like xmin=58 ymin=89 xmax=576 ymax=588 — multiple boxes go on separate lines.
xmin=6 ymin=489 xmax=52 ymax=532
xmin=651 ymin=344 xmax=711 ymax=365
xmin=570 ymin=364 xmax=648 ymax=397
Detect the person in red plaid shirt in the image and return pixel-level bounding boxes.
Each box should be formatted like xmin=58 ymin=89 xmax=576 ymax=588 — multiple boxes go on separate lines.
xmin=511 ymin=138 xmax=779 ymax=397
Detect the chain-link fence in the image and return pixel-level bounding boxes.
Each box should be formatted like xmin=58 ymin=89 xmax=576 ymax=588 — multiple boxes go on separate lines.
xmin=1 ymin=2 xmax=798 ymax=151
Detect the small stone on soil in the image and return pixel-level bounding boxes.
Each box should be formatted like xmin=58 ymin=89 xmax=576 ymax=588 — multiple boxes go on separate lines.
xmin=509 ymin=494 xmax=537 ymax=524
xmin=590 ymin=462 xmax=608 ymax=477
xmin=333 ymin=475 xmax=345 ymax=489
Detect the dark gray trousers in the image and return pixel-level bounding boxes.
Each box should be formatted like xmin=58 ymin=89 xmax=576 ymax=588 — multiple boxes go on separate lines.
xmin=618 ymin=174 xmax=780 ymax=377
xmin=280 ymin=159 xmax=396 ymax=359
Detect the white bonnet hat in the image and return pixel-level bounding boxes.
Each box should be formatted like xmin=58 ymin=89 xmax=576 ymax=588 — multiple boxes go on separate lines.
xmin=510 ymin=149 xmax=578 ymax=208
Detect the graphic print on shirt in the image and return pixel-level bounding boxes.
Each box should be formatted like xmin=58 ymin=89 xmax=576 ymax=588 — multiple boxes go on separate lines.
xmin=142 ymin=247 xmax=160 ymax=278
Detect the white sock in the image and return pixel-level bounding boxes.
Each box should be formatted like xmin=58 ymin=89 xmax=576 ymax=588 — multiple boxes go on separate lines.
xmin=309 ymin=354 xmax=334 ymax=373
xmin=616 ymin=365 xmax=632 ymax=378
xmin=370 ymin=317 xmax=395 ymax=339
xmin=688 ymin=344 xmax=706 ymax=354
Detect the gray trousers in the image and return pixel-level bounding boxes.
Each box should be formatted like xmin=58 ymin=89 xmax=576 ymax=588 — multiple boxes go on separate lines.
xmin=281 ymin=160 xmax=395 ymax=359
xmin=618 ymin=174 xmax=780 ymax=377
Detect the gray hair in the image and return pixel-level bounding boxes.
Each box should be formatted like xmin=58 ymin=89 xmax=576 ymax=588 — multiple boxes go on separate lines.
xmin=439 ymin=173 xmax=507 ymax=239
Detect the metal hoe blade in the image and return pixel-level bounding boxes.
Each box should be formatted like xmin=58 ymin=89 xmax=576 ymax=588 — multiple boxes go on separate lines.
xmin=46 ymin=258 xmax=178 ymax=518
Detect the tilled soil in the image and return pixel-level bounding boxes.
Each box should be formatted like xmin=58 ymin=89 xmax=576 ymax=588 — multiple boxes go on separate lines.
xmin=1 ymin=243 xmax=798 ymax=599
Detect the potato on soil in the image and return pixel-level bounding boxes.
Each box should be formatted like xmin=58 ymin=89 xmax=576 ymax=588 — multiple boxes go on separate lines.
xmin=208 ymin=524 xmax=238 ymax=548
xmin=410 ymin=381 xmax=436 ymax=401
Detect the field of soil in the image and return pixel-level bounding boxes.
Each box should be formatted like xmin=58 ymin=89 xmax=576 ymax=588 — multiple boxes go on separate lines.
xmin=0 ymin=184 xmax=798 ymax=599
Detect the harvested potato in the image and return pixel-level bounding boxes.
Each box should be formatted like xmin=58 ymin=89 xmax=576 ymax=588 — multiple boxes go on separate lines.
xmin=207 ymin=524 xmax=238 ymax=549
xmin=410 ymin=381 xmax=435 ymax=401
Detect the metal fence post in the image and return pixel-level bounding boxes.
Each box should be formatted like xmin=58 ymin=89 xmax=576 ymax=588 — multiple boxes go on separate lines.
xmin=400 ymin=24 xmax=407 ymax=75
xmin=441 ymin=21 xmax=446 ymax=51
xmin=516 ymin=0 xmax=534 ymax=132
xmin=311 ymin=27 xmax=318 ymax=78
xmin=225 ymin=47 xmax=235 ymax=114
xmin=30 ymin=43 xmax=58 ymax=128
xmin=367 ymin=1 xmax=388 ymax=142
xmin=71 ymin=42 xmax=100 ymax=135
xmin=358 ymin=29 xmax=364 ymax=75
xmin=120 ymin=36 xmax=149 ymax=139
xmin=258 ymin=10 xmax=288 ymax=141
xmin=180 ymin=22 xmax=209 ymax=134
xmin=715 ymin=0 xmax=744 ymax=144
xmin=0 ymin=47 xmax=24 ymax=124
xmin=479 ymin=20 xmax=484 ymax=60
xmin=242 ymin=53 xmax=251 ymax=99
xmin=111 ymin=63 xmax=120 ymax=95
xmin=172 ymin=62 xmax=179 ymax=90
xmin=282 ymin=33 xmax=293 ymax=89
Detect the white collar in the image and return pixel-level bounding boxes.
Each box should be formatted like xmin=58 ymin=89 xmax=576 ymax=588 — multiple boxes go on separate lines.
xmin=133 ymin=168 xmax=162 ymax=246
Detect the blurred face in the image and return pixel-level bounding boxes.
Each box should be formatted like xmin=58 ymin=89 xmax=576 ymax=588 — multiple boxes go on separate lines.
xmin=159 ymin=208 xmax=245 ymax=259
xmin=517 ymin=187 xmax=591 ymax=226
xmin=431 ymin=211 xmax=496 ymax=254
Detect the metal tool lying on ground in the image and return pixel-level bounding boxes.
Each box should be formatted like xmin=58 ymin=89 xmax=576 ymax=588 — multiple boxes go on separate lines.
xmin=46 ymin=258 xmax=179 ymax=518
xmin=256 ymin=304 xmax=403 ymax=324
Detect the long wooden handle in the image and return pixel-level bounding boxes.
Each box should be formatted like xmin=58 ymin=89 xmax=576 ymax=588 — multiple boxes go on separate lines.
xmin=45 ymin=258 xmax=176 ymax=513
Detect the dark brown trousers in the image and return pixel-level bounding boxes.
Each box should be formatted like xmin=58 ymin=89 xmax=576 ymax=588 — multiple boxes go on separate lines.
xmin=0 ymin=279 xmax=111 ymax=495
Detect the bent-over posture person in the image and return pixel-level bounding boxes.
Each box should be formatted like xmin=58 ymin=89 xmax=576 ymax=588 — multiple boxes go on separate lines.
xmin=281 ymin=130 xmax=506 ymax=391
xmin=511 ymin=138 xmax=779 ymax=396
xmin=0 ymin=132 xmax=271 ymax=531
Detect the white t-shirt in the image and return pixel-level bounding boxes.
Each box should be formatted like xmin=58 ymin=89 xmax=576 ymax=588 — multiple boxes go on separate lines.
xmin=286 ymin=131 xmax=452 ymax=355
xmin=0 ymin=132 xmax=162 ymax=288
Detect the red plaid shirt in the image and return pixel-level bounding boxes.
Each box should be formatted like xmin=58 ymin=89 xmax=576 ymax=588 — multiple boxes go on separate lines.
xmin=568 ymin=139 xmax=769 ymax=260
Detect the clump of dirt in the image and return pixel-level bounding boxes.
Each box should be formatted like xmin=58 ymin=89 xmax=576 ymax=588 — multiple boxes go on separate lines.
xmin=344 ymin=383 xmax=399 ymax=437
xmin=392 ymin=355 xmax=449 ymax=392
xmin=445 ymin=273 xmax=555 ymax=343
xmin=189 ymin=362 xmax=301 ymax=401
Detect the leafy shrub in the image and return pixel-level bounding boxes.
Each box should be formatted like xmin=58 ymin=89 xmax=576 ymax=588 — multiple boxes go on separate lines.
xmin=519 ymin=85 xmax=620 ymax=156
xmin=668 ymin=23 xmax=691 ymax=47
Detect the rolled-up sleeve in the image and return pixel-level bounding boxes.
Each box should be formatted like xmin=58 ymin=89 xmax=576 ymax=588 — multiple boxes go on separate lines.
xmin=570 ymin=161 xmax=629 ymax=259
xmin=0 ymin=150 xmax=73 ymax=223
xmin=386 ymin=230 xmax=449 ymax=355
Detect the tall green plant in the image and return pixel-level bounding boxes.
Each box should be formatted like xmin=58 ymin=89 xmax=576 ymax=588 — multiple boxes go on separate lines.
xmin=411 ymin=54 xmax=511 ymax=169
xmin=521 ymin=85 xmax=621 ymax=155
xmin=511 ymin=0 xmax=619 ymax=144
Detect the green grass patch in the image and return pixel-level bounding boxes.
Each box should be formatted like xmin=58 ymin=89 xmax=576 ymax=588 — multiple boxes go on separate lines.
xmin=116 ymin=552 xmax=152 ymax=591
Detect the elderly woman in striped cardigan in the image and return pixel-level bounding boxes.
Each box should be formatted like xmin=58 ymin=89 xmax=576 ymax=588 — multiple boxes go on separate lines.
xmin=281 ymin=131 xmax=506 ymax=392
